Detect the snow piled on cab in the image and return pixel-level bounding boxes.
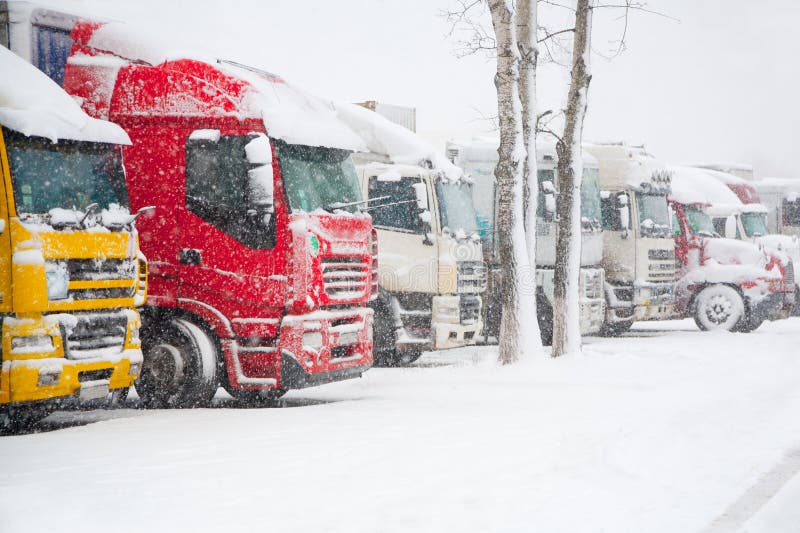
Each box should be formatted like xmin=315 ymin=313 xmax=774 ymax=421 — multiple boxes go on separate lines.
xmin=335 ymin=102 xmax=463 ymax=181
xmin=668 ymin=166 xmax=742 ymax=206
xmin=85 ymin=21 xmax=365 ymax=151
xmin=218 ymin=63 xmax=367 ymax=152
xmin=0 ymin=47 xmax=129 ymax=145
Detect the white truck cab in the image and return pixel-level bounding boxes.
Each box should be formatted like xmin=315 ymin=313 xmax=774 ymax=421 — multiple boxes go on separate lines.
xmin=584 ymin=143 xmax=676 ymax=333
xmin=356 ymin=161 xmax=486 ymax=365
xmin=446 ymin=138 xmax=605 ymax=344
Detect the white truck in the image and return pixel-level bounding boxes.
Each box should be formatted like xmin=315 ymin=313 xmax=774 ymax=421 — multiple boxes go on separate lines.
xmin=691 ymin=163 xmax=800 ymax=237
xmin=446 ymin=138 xmax=605 ymax=344
xmin=583 ymin=143 xmax=675 ymax=333
xmin=355 ymin=161 xmax=486 ymax=366
xmin=751 ymin=178 xmax=800 ymax=237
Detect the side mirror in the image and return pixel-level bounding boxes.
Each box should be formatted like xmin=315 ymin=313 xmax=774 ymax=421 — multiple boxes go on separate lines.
xmin=724 ymin=215 xmax=737 ymax=239
xmin=245 ymin=134 xmax=272 ymax=165
xmin=245 ymin=135 xmax=275 ymax=215
xmin=412 ymin=182 xmax=428 ymax=211
xmin=618 ymin=193 xmax=630 ymax=232
xmin=542 ymin=180 xmax=556 ymax=222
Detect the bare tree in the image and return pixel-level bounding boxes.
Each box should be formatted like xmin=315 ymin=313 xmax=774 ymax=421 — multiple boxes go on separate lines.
xmin=487 ymin=0 xmax=539 ymax=364
xmin=551 ymin=0 xmax=593 ymax=357
xmin=516 ymin=0 xmax=542 ymax=348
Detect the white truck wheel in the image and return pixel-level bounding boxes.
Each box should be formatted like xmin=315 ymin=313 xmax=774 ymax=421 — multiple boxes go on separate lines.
xmin=693 ymin=284 xmax=745 ymax=332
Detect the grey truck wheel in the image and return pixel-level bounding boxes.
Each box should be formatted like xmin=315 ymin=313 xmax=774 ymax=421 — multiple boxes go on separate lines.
xmin=137 ymin=318 xmax=218 ymax=408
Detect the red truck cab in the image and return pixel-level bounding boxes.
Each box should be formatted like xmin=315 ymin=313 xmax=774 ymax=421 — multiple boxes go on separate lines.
xmin=60 ymin=21 xmax=374 ymax=406
xmin=669 ymin=198 xmax=793 ymax=332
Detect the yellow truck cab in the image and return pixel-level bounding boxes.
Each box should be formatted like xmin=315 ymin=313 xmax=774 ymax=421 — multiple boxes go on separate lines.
xmin=0 ymin=46 xmax=146 ymax=430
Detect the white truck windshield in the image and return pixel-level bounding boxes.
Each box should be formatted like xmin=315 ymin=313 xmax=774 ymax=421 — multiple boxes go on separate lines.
xmin=436 ymin=180 xmax=479 ymax=235
xmin=637 ymin=194 xmax=671 ymax=238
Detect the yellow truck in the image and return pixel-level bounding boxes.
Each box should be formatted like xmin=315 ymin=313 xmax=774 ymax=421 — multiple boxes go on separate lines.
xmin=0 ymin=46 xmax=146 ymax=430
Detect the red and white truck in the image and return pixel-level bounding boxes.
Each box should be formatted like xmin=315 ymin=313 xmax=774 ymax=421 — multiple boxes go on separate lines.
xmin=4 ymin=6 xmax=376 ymax=406
xmin=668 ymin=168 xmax=794 ymax=331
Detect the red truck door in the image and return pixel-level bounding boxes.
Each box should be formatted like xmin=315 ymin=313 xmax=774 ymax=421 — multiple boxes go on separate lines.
xmin=178 ymin=130 xmax=285 ymax=318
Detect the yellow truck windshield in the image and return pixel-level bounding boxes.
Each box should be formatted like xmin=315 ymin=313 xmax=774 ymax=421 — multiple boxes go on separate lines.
xmin=3 ymin=127 xmax=129 ymax=216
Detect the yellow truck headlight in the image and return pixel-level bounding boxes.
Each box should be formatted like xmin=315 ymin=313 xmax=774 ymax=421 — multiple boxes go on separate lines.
xmin=129 ymin=325 xmax=141 ymax=345
xmin=11 ymin=335 xmax=55 ymax=354
xmin=45 ymin=261 xmax=69 ymax=300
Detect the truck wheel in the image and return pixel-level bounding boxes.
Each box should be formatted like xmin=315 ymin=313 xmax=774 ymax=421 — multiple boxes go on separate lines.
xmin=599 ymin=320 xmax=632 ymax=337
xmin=693 ymin=285 xmax=745 ymax=332
xmin=109 ymin=387 xmax=129 ymax=407
xmin=137 ymin=318 xmax=219 ymax=408
xmin=537 ymin=296 xmax=554 ymax=346
xmin=0 ymin=405 xmax=51 ymax=434
xmin=227 ymin=388 xmax=287 ymax=406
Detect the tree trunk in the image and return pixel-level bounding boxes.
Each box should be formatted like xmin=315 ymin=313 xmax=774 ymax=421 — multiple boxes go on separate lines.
xmin=488 ymin=0 xmax=535 ymax=364
xmin=516 ymin=0 xmax=542 ymax=352
xmin=551 ymin=0 xmax=593 ymax=358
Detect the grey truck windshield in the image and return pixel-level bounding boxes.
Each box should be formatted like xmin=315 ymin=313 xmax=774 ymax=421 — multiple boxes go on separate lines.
xmin=581 ymin=167 xmax=602 ymax=229
xmin=276 ymin=140 xmax=362 ymax=214
xmin=741 ymin=212 xmax=769 ymax=237
xmin=637 ymin=193 xmax=671 ymax=238
xmin=436 ymin=180 xmax=479 ymax=235
xmin=4 ymin=127 xmax=129 ymax=216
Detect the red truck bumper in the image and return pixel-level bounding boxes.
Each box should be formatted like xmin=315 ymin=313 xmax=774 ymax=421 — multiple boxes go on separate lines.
xmin=224 ymin=307 xmax=373 ymax=391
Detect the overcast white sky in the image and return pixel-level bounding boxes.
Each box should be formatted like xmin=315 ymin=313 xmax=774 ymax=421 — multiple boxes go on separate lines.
xmin=41 ymin=0 xmax=800 ymax=177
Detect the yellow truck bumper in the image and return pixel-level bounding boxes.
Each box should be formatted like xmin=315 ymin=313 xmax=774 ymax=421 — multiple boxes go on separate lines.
xmin=0 ymin=312 xmax=143 ymax=405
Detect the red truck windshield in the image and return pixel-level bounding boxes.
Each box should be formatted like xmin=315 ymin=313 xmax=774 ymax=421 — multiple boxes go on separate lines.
xmin=3 ymin=127 xmax=129 ymax=216
xmin=276 ymin=140 xmax=363 ymax=214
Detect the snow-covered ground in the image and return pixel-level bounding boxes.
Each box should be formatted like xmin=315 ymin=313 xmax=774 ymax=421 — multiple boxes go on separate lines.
xmin=2 ymin=318 xmax=800 ymax=533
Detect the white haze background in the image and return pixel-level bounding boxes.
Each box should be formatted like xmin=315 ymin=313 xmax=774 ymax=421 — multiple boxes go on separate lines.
xmin=34 ymin=0 xmax=800 ymax=179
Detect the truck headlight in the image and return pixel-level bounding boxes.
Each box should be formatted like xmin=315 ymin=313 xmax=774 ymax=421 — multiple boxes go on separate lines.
xmin=637 ymin=287 xmax=651 ymax=304
xmin=11 ymin=335 xmax=55 ymax=354
xmin=303 ymin=331 xmax=323 ymax=348
xmin=45 ymin=261 xmax=69 ymax=300
xmin=129 ymin=325 xmax=141 ymax=345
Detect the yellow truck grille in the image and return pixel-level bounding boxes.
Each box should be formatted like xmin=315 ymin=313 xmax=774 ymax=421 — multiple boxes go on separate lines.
xmin=63 ymin=311 xmax=128 ymax=359
xmin=59 ymin=259 xmax=137 ymax=301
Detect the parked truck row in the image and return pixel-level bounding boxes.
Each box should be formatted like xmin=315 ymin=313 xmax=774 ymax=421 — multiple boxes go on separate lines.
xmin=2 ymin=2 xmax=798 ymax=431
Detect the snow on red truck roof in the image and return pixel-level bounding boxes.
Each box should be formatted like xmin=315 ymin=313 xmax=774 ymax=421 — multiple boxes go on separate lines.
xmin=66 ymin=20 xmax=367 ymax=152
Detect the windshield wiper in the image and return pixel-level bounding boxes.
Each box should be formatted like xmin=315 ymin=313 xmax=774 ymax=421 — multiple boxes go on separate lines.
xmin=324 ymin=196 xmax=391 ymax=211
xmin=79 ymin=203 xmax=99 ymax=229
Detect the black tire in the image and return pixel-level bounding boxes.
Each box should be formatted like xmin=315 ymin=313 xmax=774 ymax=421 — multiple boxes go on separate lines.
xmin=537 ymin=295 xmax=554 ymax=346
xmin=109 ymin=387 xmax=129 ymax=407
xmin=370 ymin=298 xmax=422 ymax=367
xmin=1 ymin=404 xmax=52 ymax=433
xmin=227 ymin=387 xmax=287 ymax=407
xmin=599 ymin=319 xmax=633 ymax=337
xmin=137 ymin=317 xmax=219 ymax=408
xmin=693 ymin=284 xmax=745 ymax=332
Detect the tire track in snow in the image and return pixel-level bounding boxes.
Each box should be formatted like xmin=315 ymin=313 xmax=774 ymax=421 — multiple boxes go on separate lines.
xmin=702 ymin=447 xmax=800 ymax=533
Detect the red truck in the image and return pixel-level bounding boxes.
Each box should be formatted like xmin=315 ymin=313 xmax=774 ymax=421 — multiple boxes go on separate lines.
xmin=668 ymin=175 xmax=794 ymax=332
xmin=15 ymin=16 xmax=377 ymax=406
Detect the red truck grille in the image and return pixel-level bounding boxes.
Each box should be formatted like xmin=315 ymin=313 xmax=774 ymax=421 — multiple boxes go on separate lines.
xmin=321 ymin=256 xmax=369 ymax=300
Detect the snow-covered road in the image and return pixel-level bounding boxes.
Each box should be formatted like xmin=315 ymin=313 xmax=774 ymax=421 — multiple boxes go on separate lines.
xmin=2 ymin=318 xmax=800 ymax=533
